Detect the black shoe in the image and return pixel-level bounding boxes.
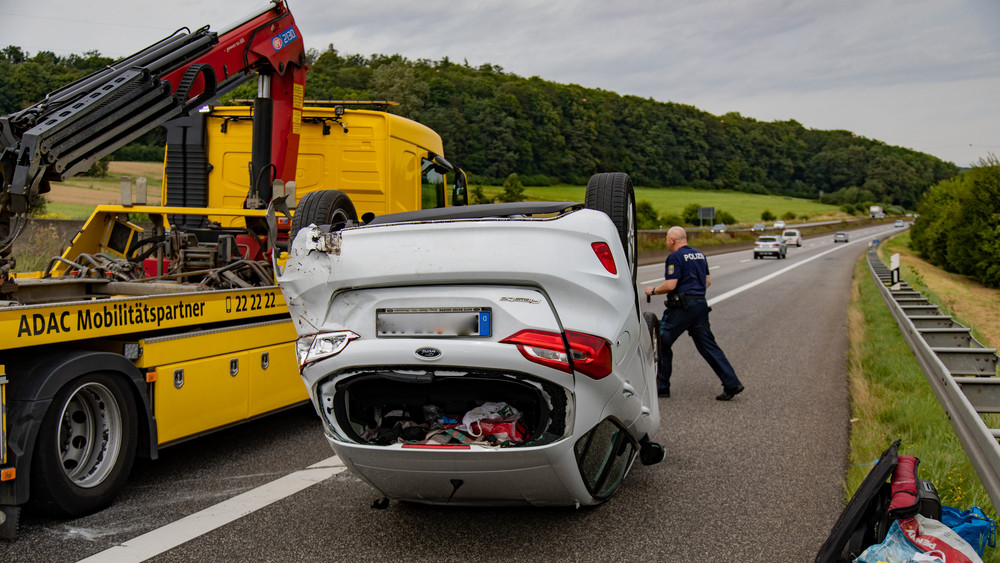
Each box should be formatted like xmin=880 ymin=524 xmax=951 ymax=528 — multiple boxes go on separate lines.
xmin=658 ymin=388 xmax=670 ymax=397
xmin=715 ymin=384 xmax=744 ymax=401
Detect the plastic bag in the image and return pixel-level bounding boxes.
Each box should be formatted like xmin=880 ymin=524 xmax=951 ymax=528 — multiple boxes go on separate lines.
xmin=942 ymin=506 xmax=997 ymax=557
xmin=474 ymin=420 xmax=526 ymax=444
xmin=458 ymin=401 xmax=521 ymax=436
xmin=856 ymin=515 xmax=982 ymax=563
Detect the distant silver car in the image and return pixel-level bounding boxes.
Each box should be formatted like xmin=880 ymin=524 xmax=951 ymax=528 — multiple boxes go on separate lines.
xmin=773 ymin=220 xmax=786 ymax=229
xmin=833 ymin=231 xmax=849 ymax=243
xmin=754 ymin=235 xmax=787 ymax=259
xmin=751 ymin=223 xmax=766 ymax=232
xmin=710 ymin=223 xmax=727 ymax=233
xmin=278 ymin=173 xmax=663 ymax=507
xmin=894 ymin=220 xmax=905 ymax=228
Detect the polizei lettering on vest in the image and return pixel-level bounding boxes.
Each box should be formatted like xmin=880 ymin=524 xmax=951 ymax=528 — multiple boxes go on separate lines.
xmin=683 ymin=252 xmax=706 ymax=261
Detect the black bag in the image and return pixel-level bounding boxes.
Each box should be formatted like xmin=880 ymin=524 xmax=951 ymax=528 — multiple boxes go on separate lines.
xmin=815 ymin=440 xmax=943 ymax=563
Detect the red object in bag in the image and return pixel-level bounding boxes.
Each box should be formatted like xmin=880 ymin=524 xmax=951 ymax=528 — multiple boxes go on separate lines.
xmin=474 ymin=420 xmax=526 ymax=444
xmin=888 ymin=455 xmax=919 ymax=519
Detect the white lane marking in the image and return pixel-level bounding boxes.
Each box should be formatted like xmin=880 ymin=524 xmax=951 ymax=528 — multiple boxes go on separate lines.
xmin=79 ymin=456 xmax=347 ymax=563
xmin=708 ymin=234 xmax=880 ymax=307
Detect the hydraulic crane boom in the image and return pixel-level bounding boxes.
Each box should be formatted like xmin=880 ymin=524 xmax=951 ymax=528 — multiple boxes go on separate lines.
xmin=0 ymin=0 xmax=306 ymax=256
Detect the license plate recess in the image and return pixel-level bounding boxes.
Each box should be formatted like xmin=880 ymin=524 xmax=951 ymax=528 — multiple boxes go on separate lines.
xmin=376 ymin=307 xmax=491 ymax=337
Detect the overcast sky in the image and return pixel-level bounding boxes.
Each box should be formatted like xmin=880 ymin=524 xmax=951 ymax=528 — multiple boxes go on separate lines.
xmin=2 ymin=0 xmax=997 ymax=167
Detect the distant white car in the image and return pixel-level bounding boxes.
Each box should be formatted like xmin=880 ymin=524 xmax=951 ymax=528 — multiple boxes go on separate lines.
xmin=833 ymin=231 xmax=849 ymax=243
xmin=781 ymin=229 xmax=802 ymax=247
xmin=773 ymin=220 xmax=786 ymax=229
xmin=278 ymin=173 xmax=663 ymax=507
xmin=894 ymin=220 xmax=905 ymax=228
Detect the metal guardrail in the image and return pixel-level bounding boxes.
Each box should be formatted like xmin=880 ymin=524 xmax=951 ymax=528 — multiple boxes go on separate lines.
xmin=866 ymin=243 xmax=1000 ymax=512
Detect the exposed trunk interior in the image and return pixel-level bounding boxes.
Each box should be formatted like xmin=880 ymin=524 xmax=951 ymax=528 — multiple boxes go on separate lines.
xmin=330 ymin=369 xmax=567 ymax=447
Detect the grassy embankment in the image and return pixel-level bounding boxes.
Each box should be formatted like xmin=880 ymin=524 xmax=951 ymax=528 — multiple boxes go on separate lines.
xmin=37 ymin=161 xmax=164 ymax=220
xmin=846 ymin=230 xmax=1000 ymax=553
xmin=478 ymin=183 xmax=847 ymax=225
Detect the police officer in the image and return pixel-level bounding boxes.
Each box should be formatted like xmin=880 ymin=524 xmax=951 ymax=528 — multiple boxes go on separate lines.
xmin=644 ymin=226 xmax=744 ymax=400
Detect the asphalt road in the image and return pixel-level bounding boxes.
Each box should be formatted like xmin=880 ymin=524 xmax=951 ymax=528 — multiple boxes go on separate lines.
xmin=0 ymin=224 xmax=903 ymax=562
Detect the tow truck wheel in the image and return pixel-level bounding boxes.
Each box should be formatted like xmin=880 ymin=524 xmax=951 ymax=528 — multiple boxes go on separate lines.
xmin=0 ymin=505 xmax=20 ymax=540
xmin=585 ymin=172 xmax=637 ymax=283
xmin=30 ymin=373 xmax=137 ymax=516
xmin=290 ymin=189 xmax=359 ymax=242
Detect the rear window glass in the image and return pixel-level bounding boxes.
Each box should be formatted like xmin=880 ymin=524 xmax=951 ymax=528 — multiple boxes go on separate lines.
xmin=782 ymin=230 xmax=798 ymax=237
xmin=757 ymin=237 xmax=777 ymax=242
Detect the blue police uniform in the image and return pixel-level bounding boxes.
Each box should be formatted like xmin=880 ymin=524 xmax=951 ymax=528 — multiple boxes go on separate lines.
xmin=658 ymin=245 xmax=743 ymax=398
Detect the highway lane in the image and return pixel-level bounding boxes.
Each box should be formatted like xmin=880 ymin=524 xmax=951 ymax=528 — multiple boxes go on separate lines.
xmin=1 ymin=224 xmax=903 ymax=562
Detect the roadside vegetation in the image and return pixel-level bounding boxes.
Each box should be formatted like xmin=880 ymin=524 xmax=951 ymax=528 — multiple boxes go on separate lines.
xmin=33 ymin=161 xmax=163 ymax=220
xmin=909 ymin=155 xmax=1000 ymax=289
xmin=846 ymin=231 xmax=1000 ymax=548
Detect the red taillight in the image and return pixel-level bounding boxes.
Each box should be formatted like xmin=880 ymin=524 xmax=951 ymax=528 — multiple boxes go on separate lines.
xmin=501 ymin=329 xmax=613 ymax=379
xmin=591 ymin=242 xmax=617 ymax=275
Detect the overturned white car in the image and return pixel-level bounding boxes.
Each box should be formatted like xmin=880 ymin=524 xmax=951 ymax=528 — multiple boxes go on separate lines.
xmin=277 ymin=173 xmax=663 ymax=507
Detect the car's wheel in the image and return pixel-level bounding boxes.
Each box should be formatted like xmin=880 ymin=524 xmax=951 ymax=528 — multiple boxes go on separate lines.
xmin=290 ymin=190 xmax=358 ymax=243
xmin=30 ymin=373 xmax=138 ymax=516
xmin=585 ymin=173 xmax=637 ymax=282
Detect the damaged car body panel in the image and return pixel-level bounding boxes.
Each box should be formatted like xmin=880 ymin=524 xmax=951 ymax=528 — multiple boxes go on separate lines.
xmin=277 ymin=174 xmax=661 ymax=507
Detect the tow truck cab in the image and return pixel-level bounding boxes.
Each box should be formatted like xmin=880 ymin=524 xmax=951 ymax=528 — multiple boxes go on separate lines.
xmin=165 ymin=102 xmax=468 ymax=229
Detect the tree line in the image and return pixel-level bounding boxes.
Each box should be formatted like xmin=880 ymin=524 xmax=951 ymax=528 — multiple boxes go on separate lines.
xmin=1 ymin=45 xmax=959 ymax=209
xmin=910 ymin=155 xmax=1000 ymax=289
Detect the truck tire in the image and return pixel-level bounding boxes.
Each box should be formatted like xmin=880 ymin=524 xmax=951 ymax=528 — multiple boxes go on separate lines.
xmin=30 ymin=373 xmax=138 ymax=516
xmin=585 ymin=173 xmax=637 ymax=282
xmin=290 ymin=190 xmax=358 ymax=243
xmin=0 ymin=505 xmax=19 ymax=540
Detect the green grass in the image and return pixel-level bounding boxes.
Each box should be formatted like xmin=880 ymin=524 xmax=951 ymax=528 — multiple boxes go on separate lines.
xmin=476 ymin=184 xmax=847 ymax=225
xmin=847 ymin=252 xmax=998 ymax=560
xmin=36 ymin=202 xmax=101 ymax=220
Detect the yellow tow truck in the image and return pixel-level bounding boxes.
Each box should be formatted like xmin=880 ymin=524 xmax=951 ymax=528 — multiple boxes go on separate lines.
xmin=0 ymin=2 xmax=465 ymax=539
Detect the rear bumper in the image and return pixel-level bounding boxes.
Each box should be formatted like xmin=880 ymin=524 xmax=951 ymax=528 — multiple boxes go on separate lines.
xmin=328 ymin=435 xmax=593 ymax=506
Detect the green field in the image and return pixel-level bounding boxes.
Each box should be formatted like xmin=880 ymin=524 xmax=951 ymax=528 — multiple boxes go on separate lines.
xmin=476 ymin=184 xmax=848 ymax=225
xmin=43 ymin=163 xmax=847 ymax=226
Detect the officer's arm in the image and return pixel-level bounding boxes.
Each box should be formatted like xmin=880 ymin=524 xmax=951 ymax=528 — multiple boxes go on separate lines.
xmin=645 ymin=278 xmax=678 ymax=297
xmin=706 ymin=274 xmax=712 ymax=288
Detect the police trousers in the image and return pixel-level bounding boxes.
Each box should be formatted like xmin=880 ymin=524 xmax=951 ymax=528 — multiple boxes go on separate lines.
xmin=658 ymin=297 xmax=741 ymax=393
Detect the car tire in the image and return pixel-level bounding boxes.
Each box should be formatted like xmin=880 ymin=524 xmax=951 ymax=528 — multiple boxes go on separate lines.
xmin=585 ymin=173 xmax=637 ymax=282
xmin=643 ymin=311 xmax=660 ymax=366
xmin=290 ymin=189 xmax=358 ymax=243
xmin=30 ymin=373 xmax=138 ymax=517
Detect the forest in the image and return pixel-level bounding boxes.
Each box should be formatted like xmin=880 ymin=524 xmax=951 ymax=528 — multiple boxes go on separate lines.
xmin=0 ymin=44 xmax=960 ymax=210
